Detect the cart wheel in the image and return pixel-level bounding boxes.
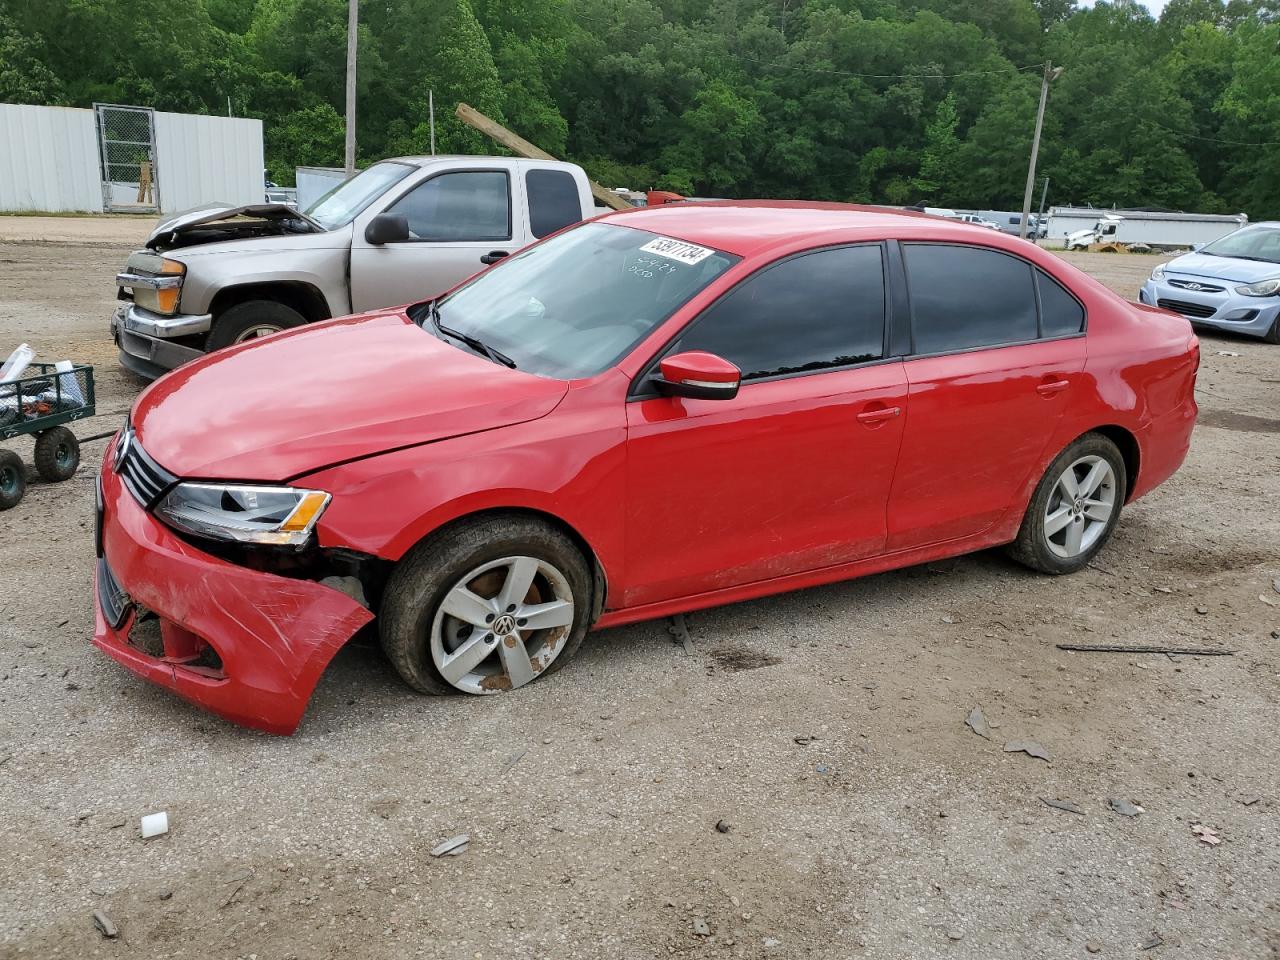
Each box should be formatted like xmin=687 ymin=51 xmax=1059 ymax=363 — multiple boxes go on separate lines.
xmin=34 ymin=426 xmax=80 ymax=482
xmin=0 ymin=449 xmax=25 ymax=510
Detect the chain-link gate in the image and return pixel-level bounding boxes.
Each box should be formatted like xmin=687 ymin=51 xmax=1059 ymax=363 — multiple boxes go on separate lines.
xmin=93 ymin=103 xmax=159 ymax=213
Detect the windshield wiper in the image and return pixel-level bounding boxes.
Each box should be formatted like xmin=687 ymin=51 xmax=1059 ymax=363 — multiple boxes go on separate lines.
xmin=427 ymin=301 xmax=517 ymax=369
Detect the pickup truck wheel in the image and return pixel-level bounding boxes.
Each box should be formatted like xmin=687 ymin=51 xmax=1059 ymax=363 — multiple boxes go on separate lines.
xmin=207 ymin=301 xmax=306 ymax=351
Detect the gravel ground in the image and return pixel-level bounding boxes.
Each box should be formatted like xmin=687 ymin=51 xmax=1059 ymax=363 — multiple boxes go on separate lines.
xmin=0 ymin=222 xmax=1277 ymax=960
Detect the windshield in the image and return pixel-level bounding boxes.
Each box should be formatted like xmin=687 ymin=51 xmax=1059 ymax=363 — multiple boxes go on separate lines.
xmin=304 ymin=162 xmax=415 ymax=230
xmin=427 ymin=222 xmax=738 ymax=379
xmin=1200 ymin=224 xmax=1280 ymax=263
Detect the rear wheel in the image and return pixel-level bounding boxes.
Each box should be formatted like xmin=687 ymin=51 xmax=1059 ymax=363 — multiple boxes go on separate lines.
xmin=1007 ymin=433 xmax=1126 ymax=575
xmin=33 ymin=426 xmax=79 ymax=482
xmin=0 ymin=449 xmax=26 ymax=510
xmin=207 ymin=300 xmax=306 ymax=351
xmin=380 ymin=515 xmax=592 ymax=696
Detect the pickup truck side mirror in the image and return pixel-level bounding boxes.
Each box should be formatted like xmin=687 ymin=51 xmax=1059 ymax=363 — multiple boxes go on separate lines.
xmin=365 ymin=213 xmax=410 ymax=245
xmin=652 ymin=351 xmax=741 ymax=401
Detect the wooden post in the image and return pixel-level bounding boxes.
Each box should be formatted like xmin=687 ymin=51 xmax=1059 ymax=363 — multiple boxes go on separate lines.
xmin=454 ymin=102 xmax=632 ymax=211
xmin=344 ymin=0 xmax=358 ymax=175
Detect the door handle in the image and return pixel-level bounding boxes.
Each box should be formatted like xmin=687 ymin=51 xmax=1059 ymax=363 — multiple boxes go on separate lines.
xmin=480 ymin=250 xmax=510 ymax=265
xmin=856 ymin=406 xmax=901 ymax=425
xmin=1036 ymin=379 xmax=1070 ymax=397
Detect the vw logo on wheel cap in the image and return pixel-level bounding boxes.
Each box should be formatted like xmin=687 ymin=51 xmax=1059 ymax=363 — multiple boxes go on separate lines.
xmin=493 ymin=614 xmax=517 ymax=635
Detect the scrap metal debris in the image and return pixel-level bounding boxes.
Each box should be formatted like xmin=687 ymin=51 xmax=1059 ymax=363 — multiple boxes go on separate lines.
xmin=1041 ymin=797 xmax=1085 ymax=815
xmin=793 ymin=735 xmax=819 ymax=746
xmin=92 ymin=909 xmax=117 ymax=939
xmin=1055 ymin=643 xmax=1234 ymax=657
xmin=430 ymin=834 xmax=470 ymax=857
xmin=498 ymin=747 xmax=527 ymax=776
xmin=715 ymin=819 xmax=732 ymax=834
xmin=1004 ymin=740 xmax=1051 ymax=762
xmin=1109 ymin=797 xmax=1144 ymax=817
xmin=1140 ymin=931 xmax=1164 ymax=950
xmin=1191 ymin=824 xmax=1221 ymax=846
xmin=965 ymin=706 xmax=991 ymax=740
xmin=666 ymin=614 xmax=695 ymax=655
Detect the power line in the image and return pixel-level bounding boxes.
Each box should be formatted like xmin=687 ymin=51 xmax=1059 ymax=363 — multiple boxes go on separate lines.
xmin=1135 ymin=113 xmax=1280 ymax=147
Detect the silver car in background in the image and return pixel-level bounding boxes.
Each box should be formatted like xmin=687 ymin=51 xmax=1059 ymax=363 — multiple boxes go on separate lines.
xmin=1139 ymin=222 xmax=1280 ymax=343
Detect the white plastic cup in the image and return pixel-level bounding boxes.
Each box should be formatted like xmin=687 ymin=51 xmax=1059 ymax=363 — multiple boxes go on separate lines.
xmin=140 ymin=811 xmax=169 ymax=839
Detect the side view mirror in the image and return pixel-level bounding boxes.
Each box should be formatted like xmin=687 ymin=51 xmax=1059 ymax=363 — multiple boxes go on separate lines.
xmin=1191 ymin=242 xmax=1205 ymax=252
xmin=653 ymin=351 xmax=740 ymax=401
xmin=365 ymin=213 xmax=409 ymax=245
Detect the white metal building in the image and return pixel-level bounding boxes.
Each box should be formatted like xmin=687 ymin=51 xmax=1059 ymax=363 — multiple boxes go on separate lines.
xmin=0 ymin=102 xmax=264 ymax=215
xmin=1045 ymin=207 xmax=1247 ymax=247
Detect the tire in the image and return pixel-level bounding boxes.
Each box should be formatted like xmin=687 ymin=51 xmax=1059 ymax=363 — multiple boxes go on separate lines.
xmin=1264 ymin=316 xmax=1280 ymax=345
xmin=206 ymin=300 xmax=306 ymax=352
xmin=1006 ymin=433 xmax=1127 ymax=575
xmin=33 ymin=426 xmax=79 ymax=482
xmin=380 ymin=514 xmax=593 ymax=696
xmin=0 ymin=449 xmax=26 ymax=510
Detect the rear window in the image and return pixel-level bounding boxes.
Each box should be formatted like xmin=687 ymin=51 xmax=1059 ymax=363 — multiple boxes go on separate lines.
xmin=527 ymin=169 xmax=583 ymax=239
xmin=1037 ymin=269 xmax=1085 ymax=337
xmin=903 ymin=244 xmax=1038 ymax=353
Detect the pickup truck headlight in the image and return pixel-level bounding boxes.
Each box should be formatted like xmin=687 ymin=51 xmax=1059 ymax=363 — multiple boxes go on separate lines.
xmin=155 ymin=482 xmax=330 ymax=547
xmin=1235 ymin=277 xmax=1280 ymax=297
xmin=1149 ymin=264 xmax=1165 ymax=282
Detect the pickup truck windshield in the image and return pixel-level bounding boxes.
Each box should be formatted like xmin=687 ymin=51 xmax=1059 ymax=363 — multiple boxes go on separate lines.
xmin=305 ymin=162 xmax=415 ymax=230
xmin=430 ymin=222 xmax=738 ymax=379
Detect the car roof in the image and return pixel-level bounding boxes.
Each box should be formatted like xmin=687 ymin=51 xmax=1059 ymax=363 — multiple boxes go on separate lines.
xmin=599 ymin=200 xmax=1008 ymax=257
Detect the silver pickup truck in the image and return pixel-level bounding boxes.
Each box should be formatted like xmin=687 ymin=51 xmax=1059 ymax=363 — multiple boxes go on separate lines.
xmin=112 ymin=155 xmax=598 ymax=378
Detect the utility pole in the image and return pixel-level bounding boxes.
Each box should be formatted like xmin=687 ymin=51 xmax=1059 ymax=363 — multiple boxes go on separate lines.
xmin=429 ymin=89 xmax=436 ymax=156
xmin=344 ymin=0 xmax=358 ymax=175
xmin=1037 ymin=176 xmax=1050 ymax=230
xmin=1020 ymin=62 xmax=1062 ymax=240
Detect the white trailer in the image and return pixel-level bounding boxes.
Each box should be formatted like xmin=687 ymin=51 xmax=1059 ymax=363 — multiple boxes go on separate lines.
xmin=1047 ymin=207 xmax=1246 ymax=248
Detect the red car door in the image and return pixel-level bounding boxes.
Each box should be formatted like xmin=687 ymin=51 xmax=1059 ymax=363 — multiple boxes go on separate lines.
xmin=886 ymin=243 xmax=1087 ymax=550
xmin=621 ymin=245 xmax=909 ymax=608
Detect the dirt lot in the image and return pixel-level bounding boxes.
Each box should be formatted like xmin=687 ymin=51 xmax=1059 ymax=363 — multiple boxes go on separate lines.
xmin=0 ymin=220 xmax=1276 ymax=960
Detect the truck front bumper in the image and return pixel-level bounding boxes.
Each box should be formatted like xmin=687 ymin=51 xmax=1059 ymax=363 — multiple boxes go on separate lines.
xmin=111 ymin=303 xmax=211 ymax=379
xmin=93 ymin=435 xmax=374 ymax=734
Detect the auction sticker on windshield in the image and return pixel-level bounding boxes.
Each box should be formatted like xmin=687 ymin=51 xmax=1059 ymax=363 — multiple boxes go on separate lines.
xmin=638 ymin=236 xmax=715 ymax=265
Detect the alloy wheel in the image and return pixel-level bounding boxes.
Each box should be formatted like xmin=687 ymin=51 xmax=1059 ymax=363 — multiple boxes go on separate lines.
xmin=430 ymin=555 xmax=575 ymax=694
xmin=1043 ymin=454 xmax=1117 ymax=559
xmin=233 ymin=324 xmax=283 ymax=343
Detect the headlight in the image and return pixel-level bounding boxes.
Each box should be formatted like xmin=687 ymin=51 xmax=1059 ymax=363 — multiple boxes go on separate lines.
xmin=155 ymin=483 xmax=330 ymax=547
xmin=1150 ymin=264 xmax=1166 ymax=282
xmin=1235 ymin=277 xmax=1280 ymax=297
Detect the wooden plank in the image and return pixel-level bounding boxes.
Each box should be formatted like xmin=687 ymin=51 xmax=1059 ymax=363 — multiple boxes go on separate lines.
xmin=454 ymin=102 xmax=632 ymax=212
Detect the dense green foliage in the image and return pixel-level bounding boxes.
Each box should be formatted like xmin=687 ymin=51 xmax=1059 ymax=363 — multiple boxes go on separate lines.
xmin=1 ymin=0 xmax=1277 ymax=215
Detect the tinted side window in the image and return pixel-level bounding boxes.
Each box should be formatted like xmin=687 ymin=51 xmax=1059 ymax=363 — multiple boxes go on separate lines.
xmin=527 ymin=169 xmax=582 ymax=238
xmin=903 ymin=244 xmax=1037 ymax=353
xmin=388 ymin=171 xmax=510 ymax=241
xmin=1037 ymin=269 xmax=1085 ymax=336
xmin=670 ymin=245 xmax=885 ymax=380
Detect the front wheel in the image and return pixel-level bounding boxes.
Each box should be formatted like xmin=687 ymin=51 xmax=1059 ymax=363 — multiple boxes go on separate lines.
xmin=1007 ymin=433 xmax=1127 ymax=575
xmin=380 ymin=515 xmax=593 ymax=696
xmin=206 ymin=300 xmax=306 ymax=352
xmin=1264 ymin=315 xmax=1280 ymax=345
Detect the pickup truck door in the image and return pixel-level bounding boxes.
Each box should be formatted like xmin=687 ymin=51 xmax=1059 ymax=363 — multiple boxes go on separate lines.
xmin=349 ymin=167 xmax=526 ymax=312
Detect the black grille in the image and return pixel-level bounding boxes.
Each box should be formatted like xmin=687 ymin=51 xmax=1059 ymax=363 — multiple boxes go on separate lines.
xmin=1158 ymin=298 xmax=1216 ymax=320
xmin=97 ymin=557 xmax=131 ymax=629
xmin=1168 ymin=279 xmax=1225 ymax=294
xmin=114 ymin=428 xmax=177 ymax=509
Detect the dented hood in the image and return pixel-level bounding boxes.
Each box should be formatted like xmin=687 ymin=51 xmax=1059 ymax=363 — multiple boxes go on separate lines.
xmin=147 ymin=202 xmax=320 ymax=249
xmin=132 ymin=309 xmax=569 ymax=481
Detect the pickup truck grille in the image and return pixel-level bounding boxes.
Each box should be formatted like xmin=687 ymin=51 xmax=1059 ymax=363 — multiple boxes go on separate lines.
xmin=1158 ymin=298 xmax=1217 ymax=320
xmin=114 ymin=427 xmax=177 ymax=509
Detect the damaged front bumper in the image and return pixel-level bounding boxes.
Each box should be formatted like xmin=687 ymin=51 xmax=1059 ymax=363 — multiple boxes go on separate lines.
xmin=93 ymin=441 xmax=373 ymax=734
xmin=111 ymin=303 xmax=211 ymax=380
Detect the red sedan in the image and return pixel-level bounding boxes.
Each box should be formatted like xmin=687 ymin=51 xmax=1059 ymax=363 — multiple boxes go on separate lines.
xmin=93 ymin=203 xmax=1199 ymax=733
